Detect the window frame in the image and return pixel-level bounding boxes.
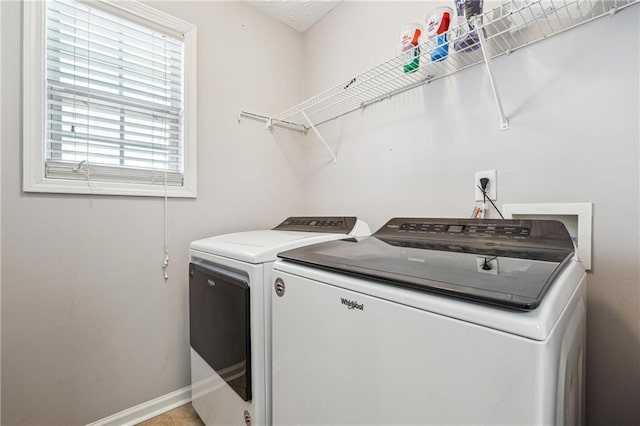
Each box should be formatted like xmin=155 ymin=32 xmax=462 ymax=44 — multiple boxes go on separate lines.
xmin=23 ymin=0 xmax=197 ymax=198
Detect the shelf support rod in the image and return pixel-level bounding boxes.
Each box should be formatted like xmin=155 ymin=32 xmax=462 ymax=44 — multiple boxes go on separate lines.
xmin=301 ymin=110 xmax=337 ymax=164
xmin=475 ymin=19 xmax=509 ymax=131
xmin=238 ymin=110 xmax=307 ymax=133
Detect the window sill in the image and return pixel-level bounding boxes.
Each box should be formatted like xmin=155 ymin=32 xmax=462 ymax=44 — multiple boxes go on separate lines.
xmin=24 ymin=178 xmax=197 ymax=198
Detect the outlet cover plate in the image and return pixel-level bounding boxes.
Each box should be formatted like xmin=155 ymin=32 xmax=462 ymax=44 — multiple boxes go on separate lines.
xmin=475 ymin=170 xmax=497 ymax=201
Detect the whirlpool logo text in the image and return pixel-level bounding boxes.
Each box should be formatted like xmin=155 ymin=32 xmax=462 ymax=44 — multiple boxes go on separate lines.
xmin=341 ymin=297 xmax=364 ymax=311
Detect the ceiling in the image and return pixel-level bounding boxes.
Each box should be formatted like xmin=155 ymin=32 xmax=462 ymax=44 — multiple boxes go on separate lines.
xmin=247 ymin=1 xmax=342 ymax=33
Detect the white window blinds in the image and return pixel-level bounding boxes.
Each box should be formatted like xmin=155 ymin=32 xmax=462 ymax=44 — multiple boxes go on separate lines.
xmin=45 ymin=0 xmax=185 ymax=186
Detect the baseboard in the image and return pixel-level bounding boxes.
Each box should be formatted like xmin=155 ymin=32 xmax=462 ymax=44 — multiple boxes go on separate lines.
xmin=86 ymin=385 xmax=192 ymax=426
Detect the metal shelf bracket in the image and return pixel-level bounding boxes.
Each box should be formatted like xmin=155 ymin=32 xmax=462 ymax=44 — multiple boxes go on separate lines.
xmin=301 ymin=110 xmax=337 ymax=164
xmin=238 ymin=109 xmax=336 ymax=163
xmin=475 ymin=17 xmax=509 ymax=131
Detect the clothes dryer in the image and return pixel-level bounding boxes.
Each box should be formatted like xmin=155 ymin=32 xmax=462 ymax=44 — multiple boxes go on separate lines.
xmin=188 ymin=217 xmax=370 ymax=426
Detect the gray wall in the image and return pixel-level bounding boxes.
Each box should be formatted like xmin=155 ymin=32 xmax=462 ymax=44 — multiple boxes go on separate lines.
xmin=0 ymin=1 xmax=304 ymax=424
xmin=0 ymin=0 xmax=3 ymax=421
xmin=301 ymin=2 xmax=640 ymax=425
xmin=2 ymin=0 xmax=639 ymax=425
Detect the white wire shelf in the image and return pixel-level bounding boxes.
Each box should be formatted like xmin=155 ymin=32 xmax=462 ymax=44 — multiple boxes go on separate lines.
xmin=271 ymin=0 xmax=638 ymax=129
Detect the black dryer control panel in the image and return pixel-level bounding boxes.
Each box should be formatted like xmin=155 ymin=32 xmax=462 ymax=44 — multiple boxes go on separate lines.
xmin=273 ymin=216 xmax=357 ymax=234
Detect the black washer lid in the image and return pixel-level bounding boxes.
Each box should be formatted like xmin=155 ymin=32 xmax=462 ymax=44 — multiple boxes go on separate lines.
xmin=277 ymin=218 xmax=575 ymax=311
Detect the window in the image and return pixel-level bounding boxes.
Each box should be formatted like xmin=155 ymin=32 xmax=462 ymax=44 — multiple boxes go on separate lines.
xmin=24 ymin=0 xmax=196 ymax=197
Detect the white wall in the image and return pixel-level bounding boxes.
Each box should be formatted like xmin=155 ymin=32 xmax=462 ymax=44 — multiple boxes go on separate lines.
xmin=301 ymin=2 xmax=640 ymax=425
xmin=0 ymin=1 xmax=304 ymax=424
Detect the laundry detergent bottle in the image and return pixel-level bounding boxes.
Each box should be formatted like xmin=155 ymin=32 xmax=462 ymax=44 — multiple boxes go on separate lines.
xmin=399 ymin=24 xmax=423 ymax=73
xmin=425 ymin=6 xmax=453 ymax=61
xmin=454 ymin=0 xmax=484 ymax=52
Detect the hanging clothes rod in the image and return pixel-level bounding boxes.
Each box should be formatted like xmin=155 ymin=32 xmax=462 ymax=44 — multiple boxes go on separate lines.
xmin=238 ymin=111 xmax=307 ymax=133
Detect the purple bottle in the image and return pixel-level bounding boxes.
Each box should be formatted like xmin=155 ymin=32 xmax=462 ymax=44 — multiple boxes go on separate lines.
xmin=454 ymin=0 xmax=484 ymax=52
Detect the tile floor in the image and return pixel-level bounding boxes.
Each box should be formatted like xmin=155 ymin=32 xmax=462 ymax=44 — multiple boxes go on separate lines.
xmin=138 ymin=404 xmax=204 ymax=426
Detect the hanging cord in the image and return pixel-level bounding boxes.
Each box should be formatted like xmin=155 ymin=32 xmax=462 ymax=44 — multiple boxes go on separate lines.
xmin=154 ymin=34 xmax=170 ymax=281
xmin=163 ymin=172 xmax=169 ymax=280
xmin=476 ymin=184 xmax=505 ymax=219
xmin=162 ymin=171 xmax=170 ymax=280
xmin=84 ymin=8 xmax=93 ymax=190
xmin=482 ymin=182 xmax=487 ymax=219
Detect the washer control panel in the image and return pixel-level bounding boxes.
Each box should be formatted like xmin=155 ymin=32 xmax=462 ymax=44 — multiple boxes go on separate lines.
xmin=376 ymin=218 xmax=574 ymax=253
xmin=397 ymin=222 xmax=531 ymax=238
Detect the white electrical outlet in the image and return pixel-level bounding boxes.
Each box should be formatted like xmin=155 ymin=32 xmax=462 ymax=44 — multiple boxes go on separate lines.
xmin=475 ymin=170 xmax=497 ymax=201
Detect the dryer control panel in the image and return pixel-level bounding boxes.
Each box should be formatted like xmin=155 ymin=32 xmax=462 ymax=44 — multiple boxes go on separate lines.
xmin=273 ymin=216 xmax=357 ymax=234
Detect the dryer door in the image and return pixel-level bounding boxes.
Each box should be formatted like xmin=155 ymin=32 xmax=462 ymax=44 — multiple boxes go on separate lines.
xmin=189 ymin=260 xmax=251 ymax=401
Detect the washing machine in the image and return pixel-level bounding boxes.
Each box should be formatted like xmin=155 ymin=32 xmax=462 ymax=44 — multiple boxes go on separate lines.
xmin=188 ymin=216 xmax=370 ymax=426
xmin=272 ymin=218 xmax=586 ymax=425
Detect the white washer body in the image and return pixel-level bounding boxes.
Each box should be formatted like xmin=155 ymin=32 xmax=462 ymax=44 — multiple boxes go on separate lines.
xmin=271 ymin=259 xmax=586 ymax=425
xmin=189 ymin=219 xmax=370 ymax=426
